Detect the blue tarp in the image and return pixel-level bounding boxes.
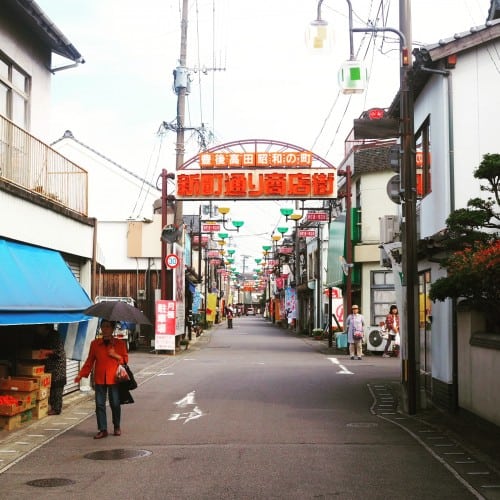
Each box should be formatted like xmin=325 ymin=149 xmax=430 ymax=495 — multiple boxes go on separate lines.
xmin=0 ymin=238 xmax=93 ymax=325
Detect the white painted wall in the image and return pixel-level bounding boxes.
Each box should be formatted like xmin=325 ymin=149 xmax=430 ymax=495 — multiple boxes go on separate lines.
xmin=358 ymin=171 xmax=400 ymax=244
xmin=0 ymin=191 xmax=94 ymax=258
xmin=0 ymin=16 xmax=52 ymax=139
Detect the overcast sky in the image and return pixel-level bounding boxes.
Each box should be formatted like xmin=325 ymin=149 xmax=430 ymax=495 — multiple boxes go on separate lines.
xmin=38 ymin=0 xmax=491 ymax=261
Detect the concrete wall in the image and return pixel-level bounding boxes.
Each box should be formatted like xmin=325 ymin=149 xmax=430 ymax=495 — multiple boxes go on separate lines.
xmin=457 ymin=310 xmax=500 ymax=426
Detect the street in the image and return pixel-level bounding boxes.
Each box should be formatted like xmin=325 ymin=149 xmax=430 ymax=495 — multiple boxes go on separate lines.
xmin=0 ymin=317 xmax=495 ymax=499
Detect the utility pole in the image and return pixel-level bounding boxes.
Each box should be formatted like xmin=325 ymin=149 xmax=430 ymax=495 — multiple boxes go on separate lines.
xmin=173 ymin=0 xmax=189 ymax=232
xmin=399 ymin=0 xmax=419 ymax=414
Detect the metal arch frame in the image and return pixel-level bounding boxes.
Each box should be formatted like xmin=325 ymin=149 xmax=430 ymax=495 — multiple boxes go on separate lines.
xmin=177 ymin=138 xmax=337 ymax=171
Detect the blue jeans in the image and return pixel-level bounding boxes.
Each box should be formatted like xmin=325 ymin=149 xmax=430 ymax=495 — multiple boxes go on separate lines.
xmin=94 ymin=384 xmax=121 ymax=431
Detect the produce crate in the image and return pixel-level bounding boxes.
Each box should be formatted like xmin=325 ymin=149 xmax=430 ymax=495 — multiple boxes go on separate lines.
xmin=16 ymin=363 xmax=45 ymax=376
xmin=32 ymin=398 xmax=48 ymax=420
xmin=33 ymin=373 xmax=51 ymax=388
xmin=0 ymin=377 xmax=39 ymax=392
xmin=36 ymin=387 xmax=49 ymax=401
xmin=18 ymin=349 xmax=50 ymax=360
xmin=0 ymin=390 xmax=37 ymax=411
xmin=0 ymin=397 xmax=24 ymax=416
xmin=0 ymin=414 xmax=22 ymax=431
xmin=20 ymin=408 xmax=33 ymax=424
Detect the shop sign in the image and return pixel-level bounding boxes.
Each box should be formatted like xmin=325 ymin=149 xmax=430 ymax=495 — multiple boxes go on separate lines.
xmin=155 ymin=300 xmax=176 ymax=350
xmin=306 ymin=212 xmax=329 ymax=221
xmin=299 ymin=229 xmax=316 ymax=238
xmin=202 ymin=223 xmax=221 ymax=232
xmin=177 ymin=169 xmax=336 ymax=200
xmin=199 ymin=151 xmax=313 ymax=168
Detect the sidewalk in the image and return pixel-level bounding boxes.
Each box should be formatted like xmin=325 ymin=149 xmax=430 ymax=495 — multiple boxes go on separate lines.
xmin=305 ymin=330 xmax=500 ymax=476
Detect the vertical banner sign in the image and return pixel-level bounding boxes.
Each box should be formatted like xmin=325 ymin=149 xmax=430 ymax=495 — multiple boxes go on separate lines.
xmin=155 ymin=299 xmax=176 ymax=350
xmin=174 ymin=243 xmax=185 ymax=335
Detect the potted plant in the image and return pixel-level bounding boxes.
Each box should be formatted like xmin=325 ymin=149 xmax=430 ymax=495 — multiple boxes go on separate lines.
xmin=312 ymin=328 xmax=324 ymax=340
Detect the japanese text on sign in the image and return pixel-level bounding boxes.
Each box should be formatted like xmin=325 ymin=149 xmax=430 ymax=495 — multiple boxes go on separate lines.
xmin=176 ymin=169 xmax=336 ymax=200
xmin=199 ymin=151 xmax=313 ymax=168
xmin=155 ymin=300 xmax=176 ymax=350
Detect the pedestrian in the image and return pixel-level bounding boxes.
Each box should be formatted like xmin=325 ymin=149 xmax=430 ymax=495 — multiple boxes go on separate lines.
xmin=227 ymin=307 xmax=234 ymax=329
xmin=74 ymin=319 xmax=128 ymax=439
xmin=33 ymin=324 xmax=67 ymax=415
xmin=346 ymin=304 xmax=365 ymax=360
xmin=383 ymin=305 xmax=400 ymax=358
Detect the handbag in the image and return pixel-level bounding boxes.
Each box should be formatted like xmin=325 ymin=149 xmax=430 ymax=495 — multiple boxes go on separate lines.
xmin=123 ymin=363 xmax=137 ymax=391
xmin=353 ymin=330 xmax=364 ymax=340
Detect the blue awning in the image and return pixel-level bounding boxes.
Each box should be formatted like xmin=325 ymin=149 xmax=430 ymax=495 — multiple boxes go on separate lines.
xmin=0 ymin=239 xmax=93 ymax=325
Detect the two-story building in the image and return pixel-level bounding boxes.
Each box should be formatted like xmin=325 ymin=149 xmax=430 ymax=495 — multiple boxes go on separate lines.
xmin=0 ymin=0 xmax=95 ymax=392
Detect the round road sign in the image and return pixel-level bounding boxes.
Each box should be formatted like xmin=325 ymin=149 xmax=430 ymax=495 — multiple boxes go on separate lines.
xmin=165 ymin=254 xmax=179 ymax=269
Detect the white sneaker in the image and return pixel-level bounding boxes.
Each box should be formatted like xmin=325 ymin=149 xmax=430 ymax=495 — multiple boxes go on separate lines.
xmin=382 ymin=353 xmax=390 ymax=358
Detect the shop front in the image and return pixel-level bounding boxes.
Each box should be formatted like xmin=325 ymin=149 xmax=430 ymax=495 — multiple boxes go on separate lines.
xmin=0 ymin=238 xmax=96 ymax=401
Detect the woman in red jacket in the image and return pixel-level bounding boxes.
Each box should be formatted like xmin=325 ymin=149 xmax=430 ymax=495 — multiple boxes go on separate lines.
xmin=75 ymin=320 xmax=128 ymax=439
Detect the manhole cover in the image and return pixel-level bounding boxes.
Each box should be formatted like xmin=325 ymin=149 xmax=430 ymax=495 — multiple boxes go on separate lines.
xmin=347 ymin=422 xmax=379 ymax=428
xmin=84 ymin=449 xmax=152 ymax=460
xmin=27 ymin=478 xmax=76 ymax=488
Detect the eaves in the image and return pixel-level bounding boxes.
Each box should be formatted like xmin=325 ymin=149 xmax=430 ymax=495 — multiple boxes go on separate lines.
xmin=4 ymin=0 xmax=83 ymax=62
xmin=388 ymin=19 xmax=500 ymax=117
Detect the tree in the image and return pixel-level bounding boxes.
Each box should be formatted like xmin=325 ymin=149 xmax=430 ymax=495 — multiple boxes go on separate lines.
xmin=429 ymin=154 xmax=500 ymax=332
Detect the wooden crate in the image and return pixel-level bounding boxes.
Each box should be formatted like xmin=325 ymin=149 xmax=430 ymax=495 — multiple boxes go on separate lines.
xmin=33 ymin=373 xmax=51 ymax=389
xmin=18 ymin=349 xmax=49 ymax=360
xmin=16 ymin=363 xmax=45 ymax=377
xmin=0 ymin=414 xmax=22 ymax=431
xmin=0 ymin=377 xmax=39 ymax=392
xmin=0 ymin=400 xmax=24 ymax=416
xmin=0 ymin=390 xmax=37 ymax=411
xmin=36 ymin=387 xmax=49 ymax=401
xmin=32 ymin=398 xmax=48 ymax=420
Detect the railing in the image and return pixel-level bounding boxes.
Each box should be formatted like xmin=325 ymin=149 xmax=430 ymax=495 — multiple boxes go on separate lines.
xmin=0 ymin=115 xmax=88 ymax=216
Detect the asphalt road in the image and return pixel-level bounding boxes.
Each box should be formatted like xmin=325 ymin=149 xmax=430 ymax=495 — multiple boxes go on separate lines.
xmin=0 ymin=317 xmax=497 ymax=499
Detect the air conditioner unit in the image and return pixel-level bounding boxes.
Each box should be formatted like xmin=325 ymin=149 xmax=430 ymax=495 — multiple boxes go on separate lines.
xmin=366 ymin=326 xmax=386 ymax=352
xmin=379 ymin=215 xmax=400 ymax=244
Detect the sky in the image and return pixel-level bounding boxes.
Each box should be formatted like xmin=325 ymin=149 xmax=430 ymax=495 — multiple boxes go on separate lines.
xmin=37 ymin=0 xmax=491 ymax=264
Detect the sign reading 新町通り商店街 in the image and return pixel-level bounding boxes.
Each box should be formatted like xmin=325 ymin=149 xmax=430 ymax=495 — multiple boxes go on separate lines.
xmin=176 ymin=169 xmax=337 ymax=200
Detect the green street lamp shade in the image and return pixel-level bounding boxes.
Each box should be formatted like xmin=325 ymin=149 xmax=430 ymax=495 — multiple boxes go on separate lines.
xmin=231 ymin=267 xmax=237 ymax=271
xmin=338 ymin=60 xmax=367 ymax=95
xmin=227 ymin=258 xmax=234 ymax=264
xmin=280 ymin=207 xmax=293 ymax=217
xmin=277 ymin=226 xmax=288 ymax=235
xmin=227 ymin=249 xmax=236 ymax=255
xmin=232 ymin=220 xmax=244 ymax=229
xmin=262 ymin=245 xmax=272 ymax=252
xmin=218 ymin=232 xmax=229 ymax=240
xmin=255 ymin=258 xmax=262 ymax=264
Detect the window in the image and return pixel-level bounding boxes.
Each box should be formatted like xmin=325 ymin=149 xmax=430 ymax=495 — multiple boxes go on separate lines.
xmin=415 ymin=117 xmax=431 ymax=198
xmin=0 ymin=52 xmax=30 ymax=129
xmin=371 ymin=270 xmax=396 ymax=326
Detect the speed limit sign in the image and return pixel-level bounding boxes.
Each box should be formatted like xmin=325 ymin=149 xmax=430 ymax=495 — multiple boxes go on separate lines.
xmin=165 ymin=254 xmax=179 ymax=269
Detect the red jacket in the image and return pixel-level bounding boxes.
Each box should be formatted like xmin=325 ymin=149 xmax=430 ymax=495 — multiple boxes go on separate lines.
xmin=78 ymin=338 xmax=128 ymax=385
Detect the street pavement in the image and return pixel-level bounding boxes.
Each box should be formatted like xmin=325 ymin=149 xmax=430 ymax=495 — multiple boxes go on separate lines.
xmin=0 ymin=317 xmax=499 ymax=499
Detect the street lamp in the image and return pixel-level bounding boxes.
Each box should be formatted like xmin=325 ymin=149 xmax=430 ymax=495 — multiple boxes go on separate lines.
xmin=217 ymin=207 xmax=245 ymax=232
xmin=309 ymin=0 xmax=418 ymax=414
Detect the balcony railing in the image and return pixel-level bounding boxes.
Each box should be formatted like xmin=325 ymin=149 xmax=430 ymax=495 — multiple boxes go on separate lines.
xmin=0 ymin=115 xmax=88 ymax=216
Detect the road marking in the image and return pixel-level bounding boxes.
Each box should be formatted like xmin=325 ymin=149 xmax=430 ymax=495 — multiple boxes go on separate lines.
xmin=327 ymin=357 xmax=353 ymax=375
xmin=169 ymin=391 xmax=205 ymax=424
